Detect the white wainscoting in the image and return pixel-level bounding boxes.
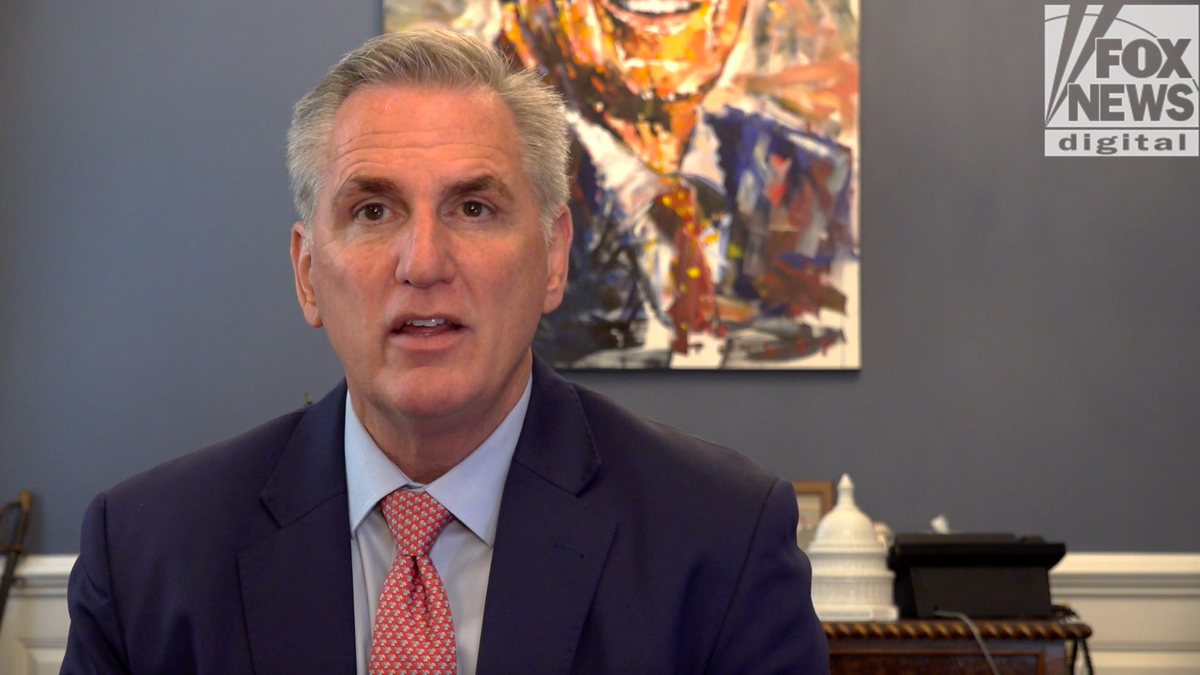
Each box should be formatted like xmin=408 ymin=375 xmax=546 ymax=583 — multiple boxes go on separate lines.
xmin=0 ymin=555 xmax=73 ymax=675
xmin=1052 ymin=554 xmax=1200 ymax=675
xmin=2 ymin=553 xmax=1198 ymax=674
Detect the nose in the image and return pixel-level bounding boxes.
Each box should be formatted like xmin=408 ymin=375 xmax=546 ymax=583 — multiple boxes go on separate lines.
xmin=395 ymin=207 xmax=455 ymax=288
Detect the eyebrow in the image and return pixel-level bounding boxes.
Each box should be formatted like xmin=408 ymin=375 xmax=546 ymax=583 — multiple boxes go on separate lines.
xmin=443 ymin=174 xmax=515 ymax=203
xmin=331 ymin=176 xmax=401 ymax=205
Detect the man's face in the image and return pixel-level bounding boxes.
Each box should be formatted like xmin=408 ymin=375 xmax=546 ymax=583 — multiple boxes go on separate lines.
xmin=509 ymin=0 xmax=748 ymax=99
xmin=291 ymin=84 xmax=570 ymax=432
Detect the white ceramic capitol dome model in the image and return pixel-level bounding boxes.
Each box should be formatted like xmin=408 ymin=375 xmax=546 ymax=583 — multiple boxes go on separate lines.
xmin=806 ymin=474 xmax=898 ymax=621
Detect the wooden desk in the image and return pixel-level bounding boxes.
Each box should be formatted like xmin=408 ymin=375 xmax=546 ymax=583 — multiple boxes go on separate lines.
xmin=825 ymin=619 xmax=1092 ymax=675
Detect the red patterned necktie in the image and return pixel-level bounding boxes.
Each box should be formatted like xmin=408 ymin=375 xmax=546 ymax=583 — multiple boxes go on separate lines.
xmin=368 ymin=490 xmax=457 ymax=675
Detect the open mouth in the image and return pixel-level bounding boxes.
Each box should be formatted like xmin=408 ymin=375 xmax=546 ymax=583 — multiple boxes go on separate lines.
xmin=610 ymin=0 xmax=702 ymax=15
xmin=393 ymin=317 xmax=463 ymax=337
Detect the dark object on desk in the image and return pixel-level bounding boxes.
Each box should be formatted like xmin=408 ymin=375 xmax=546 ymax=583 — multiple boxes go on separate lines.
xmin=0 ymin=491 xmax=33 ymax=632
xmin=888 ymin=534 xmax=1066 ymax=619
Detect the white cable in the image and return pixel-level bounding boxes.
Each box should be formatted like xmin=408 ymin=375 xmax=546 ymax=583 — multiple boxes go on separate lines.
xmin=933 ymin=610 xmax=1001 ymax=675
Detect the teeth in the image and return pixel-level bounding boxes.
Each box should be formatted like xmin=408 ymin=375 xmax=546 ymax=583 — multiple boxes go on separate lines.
xmin=405 ymin=318 xmax=448 ymax=327
xmin=622 ymin=0 xmax=696 ymax=13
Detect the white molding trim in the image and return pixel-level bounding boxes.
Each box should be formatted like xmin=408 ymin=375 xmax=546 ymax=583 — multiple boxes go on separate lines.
xmin=2 ymin=553 xmax=1199 ymax=674
xmin=1053 ymin=553 xmax=1200 ymax=594
xmin=4 ymin=555 xmax=75 ymax=598
xmin=1051 ymin=553 xmax=1200 ymax=674
xmin=1 ymin=555 xmax=74 ymax=675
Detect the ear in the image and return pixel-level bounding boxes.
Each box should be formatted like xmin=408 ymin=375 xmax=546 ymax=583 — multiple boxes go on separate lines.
xmin=290 ymin=221 xmax=323 ymax=328
xmin=542 ymin=206 xmax=573 ymax=314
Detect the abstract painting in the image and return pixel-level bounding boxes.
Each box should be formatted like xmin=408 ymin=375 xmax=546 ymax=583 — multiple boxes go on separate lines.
xmin=385 ymin=0 xmax=859 ymax=369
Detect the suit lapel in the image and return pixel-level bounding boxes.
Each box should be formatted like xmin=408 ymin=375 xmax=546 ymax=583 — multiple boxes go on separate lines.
xmin=477 ymin=358 xmax=616 ymax=675
xmin=238 ymin=383 xmax=357 ymax=675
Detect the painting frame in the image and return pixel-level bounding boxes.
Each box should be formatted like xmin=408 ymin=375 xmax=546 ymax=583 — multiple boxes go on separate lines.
xmin=791 ymin=479 xmax=834 ymax=551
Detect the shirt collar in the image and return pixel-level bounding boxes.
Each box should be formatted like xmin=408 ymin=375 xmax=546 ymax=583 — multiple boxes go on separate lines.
xmin=344 ymin=375 xmax=531 ymax=547
xmin=565 ymin=108 xmax=727 ymax=221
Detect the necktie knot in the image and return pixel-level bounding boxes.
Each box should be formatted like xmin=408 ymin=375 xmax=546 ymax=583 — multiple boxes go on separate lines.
xmin=370 ymin=489 xmax=457 ymax=674
xmin=380 ymin=490 xmax=453 ymax=557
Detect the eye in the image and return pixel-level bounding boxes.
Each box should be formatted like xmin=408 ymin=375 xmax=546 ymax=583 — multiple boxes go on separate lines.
xmin=460 ymin=200 xmax=492 ymax=218
xmin=355 ymin=203 xmax=389 ymax=222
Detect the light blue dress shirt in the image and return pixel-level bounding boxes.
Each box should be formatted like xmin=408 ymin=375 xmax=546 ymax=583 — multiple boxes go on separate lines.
xmin=344 ymin=376 xmax=530 ymax=675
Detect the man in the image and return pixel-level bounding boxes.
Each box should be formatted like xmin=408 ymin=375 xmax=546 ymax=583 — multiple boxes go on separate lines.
xmin=61 ymin=29 xmax=829 ymax=675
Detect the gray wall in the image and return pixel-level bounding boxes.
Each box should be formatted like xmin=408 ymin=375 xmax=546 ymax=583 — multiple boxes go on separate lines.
xmin=2 ymin=0 xmax=1197 ymax=555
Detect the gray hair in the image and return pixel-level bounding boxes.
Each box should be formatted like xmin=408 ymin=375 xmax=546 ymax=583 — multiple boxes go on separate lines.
xmin=286 ymin=29 xmax=570 ymax=240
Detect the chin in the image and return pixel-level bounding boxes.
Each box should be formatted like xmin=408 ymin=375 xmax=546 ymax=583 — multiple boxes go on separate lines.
xmin=380 ymin=377 xmax=474 ymax=421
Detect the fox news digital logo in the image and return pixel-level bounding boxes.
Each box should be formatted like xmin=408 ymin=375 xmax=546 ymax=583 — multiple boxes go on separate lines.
xmin=1045 ymin=4 xmax=1199 ymax=156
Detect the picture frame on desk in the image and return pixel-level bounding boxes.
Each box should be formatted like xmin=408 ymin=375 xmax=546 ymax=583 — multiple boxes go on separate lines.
xmin=791 ymin=480 xmax=834 ymax=551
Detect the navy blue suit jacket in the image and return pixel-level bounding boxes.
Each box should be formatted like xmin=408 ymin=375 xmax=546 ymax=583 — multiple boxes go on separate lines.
xmin=61 ymin=358 xmax=829 ymax=674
